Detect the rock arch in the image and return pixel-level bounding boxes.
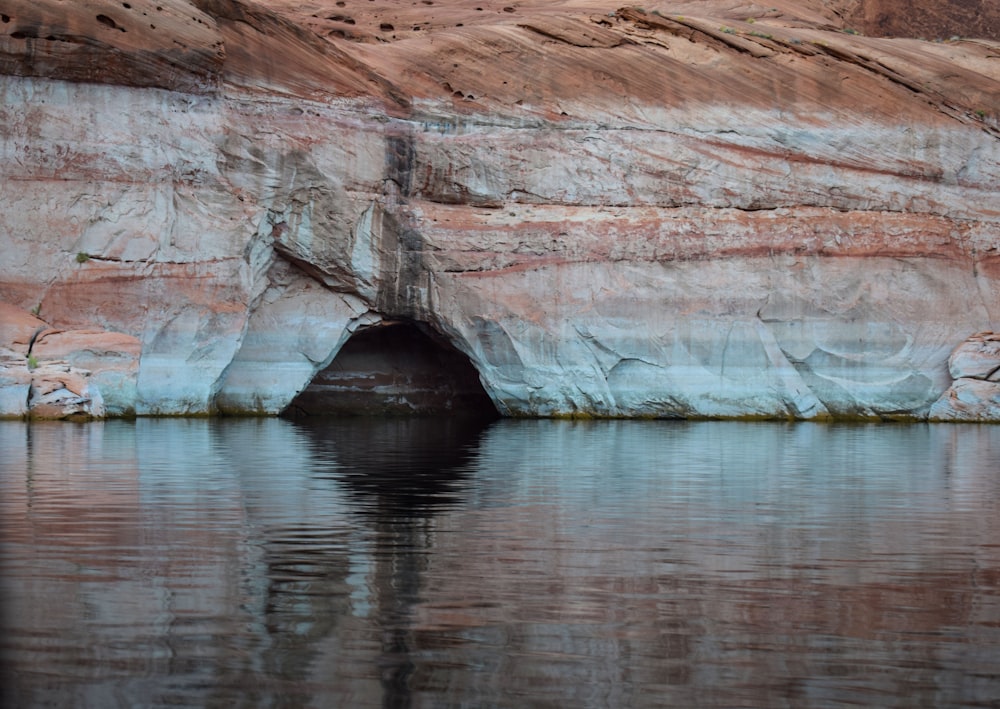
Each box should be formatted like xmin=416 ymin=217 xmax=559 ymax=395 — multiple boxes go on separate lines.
xmin=282 ymin=319 xmax=499 ymax=419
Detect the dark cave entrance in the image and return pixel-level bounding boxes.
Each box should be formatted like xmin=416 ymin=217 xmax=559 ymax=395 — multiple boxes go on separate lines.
xmin=282 ymin=320 xmax=499 ymax=419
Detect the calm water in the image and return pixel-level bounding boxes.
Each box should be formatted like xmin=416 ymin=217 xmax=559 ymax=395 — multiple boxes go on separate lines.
xmin=1 ymin=418 xmax=999 ymax=708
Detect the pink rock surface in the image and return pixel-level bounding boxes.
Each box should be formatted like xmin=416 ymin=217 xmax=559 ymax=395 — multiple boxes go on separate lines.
xmin=0 ymin=302 xmax=45 ymax=356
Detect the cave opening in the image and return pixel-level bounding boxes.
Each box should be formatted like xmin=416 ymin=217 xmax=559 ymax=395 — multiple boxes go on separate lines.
xmin=282 ymin=320 xmax=499 ymax=420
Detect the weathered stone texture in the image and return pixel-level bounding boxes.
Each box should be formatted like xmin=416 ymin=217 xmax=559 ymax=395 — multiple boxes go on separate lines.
xmin=931 ymin=333 xmax=1000 ymax=421
xmin=947 ymin=332 xmax=1000 ymax=382
xmin=1 ymin=0 xmax=998 ymax=419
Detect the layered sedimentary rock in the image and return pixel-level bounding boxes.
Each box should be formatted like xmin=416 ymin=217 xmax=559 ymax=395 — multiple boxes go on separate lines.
xmin=0 ymin=303 xmax=130 ymax=419
xmin=1 ymin=0 xmax=998 ymax=419
xmin=930 ymin=332 xmax=1000 ymax=421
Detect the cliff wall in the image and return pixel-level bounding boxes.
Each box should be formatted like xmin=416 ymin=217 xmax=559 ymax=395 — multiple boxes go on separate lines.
xmin=1 ymin=0 xmax=998 ymax=419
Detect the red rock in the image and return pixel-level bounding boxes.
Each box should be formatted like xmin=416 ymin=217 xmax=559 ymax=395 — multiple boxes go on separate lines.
xmin=31 ymin=329 xmax=141 ymax=362
xmin=0 ymin=0 xmax=224 ymax=94
xmin=0 ymin=302 xmax=45 ymax=355
xmin=25 ymin=363 xmax=106 ymax=419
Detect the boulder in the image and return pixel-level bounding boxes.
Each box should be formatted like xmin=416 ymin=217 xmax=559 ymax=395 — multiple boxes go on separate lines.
xmin=26 ymin=363 xmax=106 ymax=420
xmin=32 ymin=328 xmax=141 ymax=416
xmin=948 ymin=332 xmax=1000 ymax=381
xmin=930 ymin=378 xmax=1000 ymax=422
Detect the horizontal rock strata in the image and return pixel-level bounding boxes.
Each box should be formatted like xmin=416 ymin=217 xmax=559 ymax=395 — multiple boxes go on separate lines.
xmin=1 ymin=0 xmax=998 ymax=420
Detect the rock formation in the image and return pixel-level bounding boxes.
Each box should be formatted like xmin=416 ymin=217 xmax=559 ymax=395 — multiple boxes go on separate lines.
xmin=930 ymin=332 xmax=1000 ymax=421
xmin=1 ymin=0 xmax=998 ymax=420
xmin=0 ymin=303 xmax=127 ymax=419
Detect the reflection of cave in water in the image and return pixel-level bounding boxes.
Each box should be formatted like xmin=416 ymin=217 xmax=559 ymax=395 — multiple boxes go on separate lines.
xmin=294 ymin=416 xmax=492 ymax=516
xmin=283 ymin=320 xmax=500 ymax=420
xmin=255 ymin=526 xmax=356 ymax=704
xmin=284 ymin=416 xmax=495 ymax=709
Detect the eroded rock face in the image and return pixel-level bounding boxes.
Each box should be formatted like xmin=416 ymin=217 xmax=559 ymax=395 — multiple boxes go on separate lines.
xmin=214 ymin=259 xmax=375 ymax=415
xmin=947 ymin=332 xmax=1000 ymax=382
xmin=1 ymin=0 xmax=998 ymax=420
xmin=931 ymin=333 xmax=1000 ymax=421
xmin=31 ymin=329 xmax=140 ymax=416
xmin=26 ymin=363 xmax=106 ymax=420
xmin=0 ymin=303 xmax=136 ymax=419
xmin=838 ymin=0 xmax=1000 ymax=42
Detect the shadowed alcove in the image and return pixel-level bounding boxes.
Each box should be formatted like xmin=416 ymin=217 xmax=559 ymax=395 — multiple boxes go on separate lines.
xmin=282 ymin=320 xmax=499 ymax=419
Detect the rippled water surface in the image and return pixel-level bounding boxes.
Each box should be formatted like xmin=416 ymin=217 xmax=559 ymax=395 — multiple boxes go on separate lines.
xmin=2 ymin=418 xmax=999 ymax=707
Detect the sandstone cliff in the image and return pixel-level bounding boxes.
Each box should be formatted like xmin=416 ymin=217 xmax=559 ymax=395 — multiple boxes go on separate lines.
xmin=1 ymin=0 xmax=998 ymax=420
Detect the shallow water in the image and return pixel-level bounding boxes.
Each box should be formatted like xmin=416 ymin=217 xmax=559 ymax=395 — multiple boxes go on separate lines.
xmin=1 ymin=418 xmax=999 ymax=708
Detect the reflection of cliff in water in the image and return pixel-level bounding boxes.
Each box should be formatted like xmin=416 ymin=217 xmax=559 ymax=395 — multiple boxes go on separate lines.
xmin=5 ymin=420 xmax=1000 ymax=707
xmin=290 ymin=416 xmax=494 ymax=708
xmin=292 ymin=416 xmax=493 ymax=516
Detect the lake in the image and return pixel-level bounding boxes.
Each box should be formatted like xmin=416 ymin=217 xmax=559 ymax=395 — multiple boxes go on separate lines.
xmin=2 ymin=418 xmax=999 ymax=707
